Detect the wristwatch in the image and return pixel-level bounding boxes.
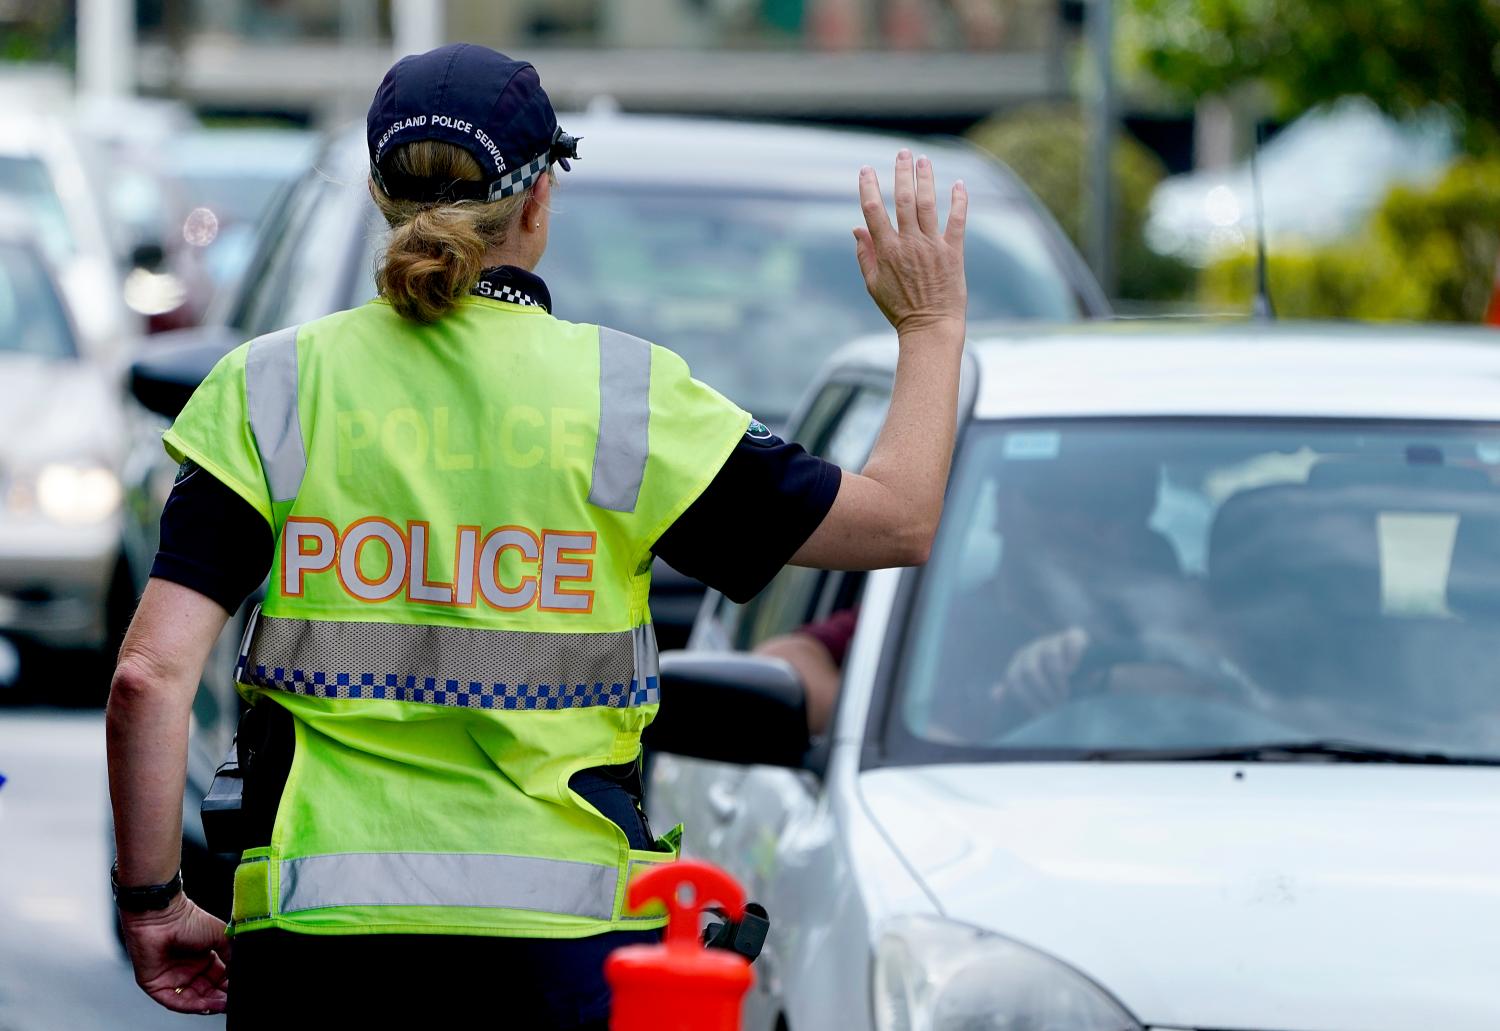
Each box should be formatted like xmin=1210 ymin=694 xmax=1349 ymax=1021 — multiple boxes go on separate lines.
xmin=110 ymin=859 xmax=183 ymax=912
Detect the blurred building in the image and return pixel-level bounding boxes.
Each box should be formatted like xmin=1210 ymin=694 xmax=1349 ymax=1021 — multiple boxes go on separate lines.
xmin=125 ymin=0 xmax=1070 ymax=129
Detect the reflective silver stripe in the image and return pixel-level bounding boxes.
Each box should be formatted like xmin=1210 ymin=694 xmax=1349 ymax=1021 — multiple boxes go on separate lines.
xmin=241 ymin=614 xmax=661 ymax=710
xmin=588 ymin=326 xmax=651 ymax=513
xmin=619 ymin=854 xmax=675 ymax=922
xmin=278 ymin=852 xmax=618 ymax=919
xmin=244 ymin=325 xmax=305 ymax=503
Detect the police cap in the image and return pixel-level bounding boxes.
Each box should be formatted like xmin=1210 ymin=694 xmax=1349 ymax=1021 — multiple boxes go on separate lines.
xmin=367 ymin=43 xmax=579 ymax=204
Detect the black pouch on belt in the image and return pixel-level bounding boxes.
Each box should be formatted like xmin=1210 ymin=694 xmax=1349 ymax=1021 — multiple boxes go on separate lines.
xmin=202 ymin=699 xmax=295 ymax=856
xmin=201 ymin=740 xmax=246 ymax=857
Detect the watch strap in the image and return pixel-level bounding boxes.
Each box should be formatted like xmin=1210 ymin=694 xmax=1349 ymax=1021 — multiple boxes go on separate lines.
xmin=111 ymin=860 xmax=183 ymax=912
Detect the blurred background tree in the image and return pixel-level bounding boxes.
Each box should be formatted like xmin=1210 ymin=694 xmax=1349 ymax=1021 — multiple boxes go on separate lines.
xmin=1121 ymin=0 xmax=1500 ymax=321
xmin=1122 ymin=0 xmax=1500 ymax=153
xmin=1201 ymin=158 xmax=1500 ymax=319
xmin=968 ymin=106 xmax=1194 ymax=304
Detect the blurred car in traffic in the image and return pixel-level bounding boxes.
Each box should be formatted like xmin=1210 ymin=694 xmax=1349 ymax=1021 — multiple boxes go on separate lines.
xmin=0 ymin=216 xmax=126 ymax=663
xmin=0 ymin=114 xmax=138 ymax=358
xmin=649 ymin=321 xmax=1500 ymax=1031
xmin=110 ymin=127 xmax=318 ymax=333
xmin=161 ymin=128 xmax=318 ymax=303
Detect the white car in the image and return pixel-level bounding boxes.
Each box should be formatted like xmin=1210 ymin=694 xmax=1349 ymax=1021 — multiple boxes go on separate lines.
xmin=0 ymin=219 xmax=126 ymax=659
xmin=0 ymin=114 xmax=137 ymax=357
xmin=649 ymin=321 xmax=1500 ymax=1031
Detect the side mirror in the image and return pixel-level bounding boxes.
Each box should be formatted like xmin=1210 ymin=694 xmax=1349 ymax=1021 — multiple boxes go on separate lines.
xmin=0 ymin=635 xmax=18 ymax=691
xmin=127 ymin=325 xmax=241 ymax=419
xmin=645 ymin=651 xmax=811 ymax=770
xmin=130 ymin=240 xmax=166 ymax=271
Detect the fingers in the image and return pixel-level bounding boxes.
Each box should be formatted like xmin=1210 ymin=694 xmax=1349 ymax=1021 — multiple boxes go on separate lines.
xmin=892 ymin=149 xmax=916 ymax=234
xmin=852 ymin=226 xmax=877 ymax=284
xmin=944 ymin=179 xmax=968 ymax=246
xmin=914 ymin=155 xmax=938 ymax=236
xmin=152 ymin=972 xmax=227 ymax=1014
xmin=857 ymin=165 xmax=894 ymax=248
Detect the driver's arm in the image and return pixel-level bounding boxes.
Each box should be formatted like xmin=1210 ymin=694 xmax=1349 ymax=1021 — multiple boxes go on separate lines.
xmin=990 ymin=627 xmax=1090 ymax=717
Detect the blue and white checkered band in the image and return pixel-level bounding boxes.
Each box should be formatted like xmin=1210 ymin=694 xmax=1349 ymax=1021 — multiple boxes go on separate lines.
xmin=470 ymin=266 xmax=551 ymax=310
xmin=487 ymin=151 xmax=550 ymax=200
xmin=235 ymin=613 xmax=662 ymax=712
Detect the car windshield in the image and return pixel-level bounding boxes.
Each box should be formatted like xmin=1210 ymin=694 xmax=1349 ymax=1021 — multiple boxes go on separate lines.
xmin=0 ymin=155 xmax=75 ymax=258
xmin=893 ymin=420 xmax=1500 ymax=764
xmin=0 ymin=241 xmax=75 ymax=359
xmin=537 ymin=187 xmax=1078 ymax=419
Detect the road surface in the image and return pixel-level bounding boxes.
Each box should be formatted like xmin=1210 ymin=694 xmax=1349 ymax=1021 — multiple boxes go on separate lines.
xmin=0 ymin=707 xmax=224 ymax=1030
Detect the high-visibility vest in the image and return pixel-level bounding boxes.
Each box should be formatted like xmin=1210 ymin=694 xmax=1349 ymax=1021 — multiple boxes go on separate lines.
xmin=164 ymin=294 xmax=749 ymax=938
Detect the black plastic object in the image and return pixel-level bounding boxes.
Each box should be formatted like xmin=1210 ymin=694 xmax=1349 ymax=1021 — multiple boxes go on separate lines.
xmin=200 ymin=741 xmax=248 ymax=857
xmin=127 ymin=325 xmax=241 ymax=419
xmin=644 ymin=652 xmax=810 ymax=769
xmin=702 ymin=902 xmax=770 ymax=963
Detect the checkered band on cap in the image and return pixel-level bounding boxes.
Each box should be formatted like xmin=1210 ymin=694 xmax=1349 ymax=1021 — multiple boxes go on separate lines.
xmin=488 ymin=151 xmax=550 ymax=200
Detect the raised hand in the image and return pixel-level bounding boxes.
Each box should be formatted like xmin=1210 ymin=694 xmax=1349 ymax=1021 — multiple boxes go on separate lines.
xmin=853 ymin=149 xmax=968 ymax=333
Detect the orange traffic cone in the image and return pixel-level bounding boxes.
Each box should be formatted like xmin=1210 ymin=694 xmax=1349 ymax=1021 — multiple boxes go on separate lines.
xmin=606 ymin=860 xmax=753 ymax=1031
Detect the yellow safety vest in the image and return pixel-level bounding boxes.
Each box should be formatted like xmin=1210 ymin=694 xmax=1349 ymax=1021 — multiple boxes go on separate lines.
xmin=164 ymin=293 xmax=748 ymax=938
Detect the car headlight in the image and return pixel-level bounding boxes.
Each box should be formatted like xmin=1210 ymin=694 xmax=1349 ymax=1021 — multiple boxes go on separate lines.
xmin=34 ymin=462 xmax=122 ymax=525
xmin=123 ymin=267 xmax=188 ymax=317
xmin=873 ymin=917 xmax=1141 ymax=1031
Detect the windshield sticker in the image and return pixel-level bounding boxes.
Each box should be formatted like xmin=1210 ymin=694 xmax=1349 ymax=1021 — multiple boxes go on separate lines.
xmin=1003 ymin=431 xmax=1061 ymax=461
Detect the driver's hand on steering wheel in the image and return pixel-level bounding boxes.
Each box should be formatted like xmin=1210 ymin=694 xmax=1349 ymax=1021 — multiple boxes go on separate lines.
xmin=991 ymin=627 xmax=1089 ymax=716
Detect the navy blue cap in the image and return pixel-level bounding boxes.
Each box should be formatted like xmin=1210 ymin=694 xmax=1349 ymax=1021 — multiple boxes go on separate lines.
xmin=367 ymin=43 xmax=579 ymax=203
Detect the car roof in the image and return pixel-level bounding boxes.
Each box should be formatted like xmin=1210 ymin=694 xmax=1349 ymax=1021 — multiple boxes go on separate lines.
xmin=830 ymin=321 xmax=1500 ymax=423
xmin=318 ymin=112 xmax=1025 ymax=199
xmin=165 ymin=128 xmax=319 ymax=177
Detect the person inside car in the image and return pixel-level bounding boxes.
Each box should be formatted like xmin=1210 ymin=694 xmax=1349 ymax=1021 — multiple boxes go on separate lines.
xmin=759 ymin=450 xmax=1188 ymax=739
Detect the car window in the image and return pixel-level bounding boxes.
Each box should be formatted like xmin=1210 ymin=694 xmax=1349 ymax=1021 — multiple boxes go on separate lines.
xmin=226 ymin=168 xmax=319 ymax=334
xmin=0 ymin=241 xmax=75 ymax=359
xmin=728 ymin=384 xmax=890 ymax=650
xmin=0 ymin=155 xmax=74 ymax=259
xmin=892 ymin=419 xmax=1500 ymax=763
xmin=541 ymin=186 xmax=1075 ymax=421
xmin=232 ymin=170 xmax=362 ymax=337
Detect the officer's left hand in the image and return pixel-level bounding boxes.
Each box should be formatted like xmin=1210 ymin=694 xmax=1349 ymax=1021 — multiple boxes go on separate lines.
xmin=120 ymin=893 xmax=231 ymax=1014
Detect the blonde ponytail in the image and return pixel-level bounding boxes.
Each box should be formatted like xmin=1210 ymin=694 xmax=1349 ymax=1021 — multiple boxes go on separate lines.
xmin=371 ymin=140 xmax=532 ymax=323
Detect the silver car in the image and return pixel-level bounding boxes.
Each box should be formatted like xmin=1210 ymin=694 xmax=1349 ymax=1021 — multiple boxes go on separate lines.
xmin=650 ymin=321 xmax=1500 ymax=1031
xmin=0 ymin=221 xmax=126 ymax=660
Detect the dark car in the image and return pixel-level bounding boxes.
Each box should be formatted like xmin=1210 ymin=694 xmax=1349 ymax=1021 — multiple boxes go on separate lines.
xmin=118 ymin=114 xmax=1105 ymax=922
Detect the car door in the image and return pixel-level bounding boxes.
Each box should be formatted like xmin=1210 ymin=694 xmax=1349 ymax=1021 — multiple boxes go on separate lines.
xmin=650 ymin=376 xmax=891 ymax=1029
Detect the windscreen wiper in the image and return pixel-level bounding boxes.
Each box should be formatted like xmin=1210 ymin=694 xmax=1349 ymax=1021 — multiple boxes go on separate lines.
xmin=1081 ymin=740 xmax=1500 ymax=765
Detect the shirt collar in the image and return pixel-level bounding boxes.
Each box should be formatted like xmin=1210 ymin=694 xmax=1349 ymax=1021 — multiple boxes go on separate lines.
xmin=470 ymin=265 xmax=552 ymax=313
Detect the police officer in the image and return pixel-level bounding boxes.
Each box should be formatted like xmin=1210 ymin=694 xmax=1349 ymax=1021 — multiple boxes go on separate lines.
xmin=106 ymin=44 xmax=966 ymax=1027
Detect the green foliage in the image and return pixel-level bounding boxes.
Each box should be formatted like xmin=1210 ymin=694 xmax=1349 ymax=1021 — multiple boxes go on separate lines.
xmin=1200 ymin=157 xmax=1500 ymax=320
xmin=1122 ymin=0 xmax=1500 ymax=151
xmin=967 ymin=105 xmax=1194 ymax=301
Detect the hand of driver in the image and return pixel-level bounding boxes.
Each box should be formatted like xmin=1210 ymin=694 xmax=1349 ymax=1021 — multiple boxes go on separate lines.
xmin=994 ymin=627 xmax=1090 ymax=716
xmin=853 ymin=150 xmax=968 ymax=334
xmin=121 ymin=893 xmax=231 ymax=1014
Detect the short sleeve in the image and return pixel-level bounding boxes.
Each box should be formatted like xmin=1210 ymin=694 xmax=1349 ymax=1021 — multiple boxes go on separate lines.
xmin=654 ymin=432 xmax=841 ymax=602
xmin=150 ymin=461 xmax=275 ymax=613
xmin=160 ymin=342 xmax=273 ymax=528
xmin=628 ymin=344 xmax=751 ymax=553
